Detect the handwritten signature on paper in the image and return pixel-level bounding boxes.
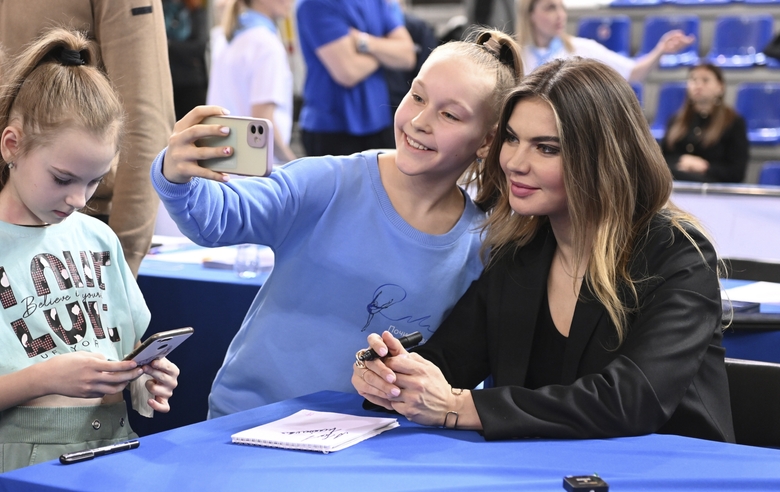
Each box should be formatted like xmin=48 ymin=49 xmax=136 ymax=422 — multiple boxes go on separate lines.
xmin=361 ymin=283 xmax=432 ymax=332
xmin=282 ymin=428 xmax=349 ymax=441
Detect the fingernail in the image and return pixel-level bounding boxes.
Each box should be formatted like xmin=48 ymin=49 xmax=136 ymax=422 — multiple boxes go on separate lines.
xmin=220 ymin=126 xmax=230 ymax=134
xmin=379 ymin=348 xmax=387 ymax=357
xmin=386 ymin=374 xmax=395 ymax=383
xmin=222 ymin=108 xmax=231 ymax=115
xmin=390 ymin=388 xmax=400 ymax=397
xmin=222 ymin=147 xmax=231 ymax=155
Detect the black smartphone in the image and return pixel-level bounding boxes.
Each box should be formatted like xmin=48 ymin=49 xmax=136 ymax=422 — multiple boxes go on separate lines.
xmin=563 ymin=475 xmax=608 ymax=492
xmin=123 ymin=327 xmax=195 ymax=366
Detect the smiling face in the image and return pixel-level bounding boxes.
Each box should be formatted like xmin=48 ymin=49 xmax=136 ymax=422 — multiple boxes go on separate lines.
xmin=529 ymin=0 xmax=567 ymax=47
xmin=0 ymin=126 xmax=117 ymax=226
xmin=499 ymin=97 xmax=568 ymax=226
xmin=393 ymin=49 xmax=496 ymax=182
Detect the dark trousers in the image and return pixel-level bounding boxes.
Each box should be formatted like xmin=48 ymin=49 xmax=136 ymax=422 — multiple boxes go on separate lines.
xmin=301 ymin=127 xmax=395 ymax=157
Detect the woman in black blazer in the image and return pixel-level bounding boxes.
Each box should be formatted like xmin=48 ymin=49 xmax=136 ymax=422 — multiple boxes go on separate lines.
xmin=352 ymin=57 xmax=734 ymax=443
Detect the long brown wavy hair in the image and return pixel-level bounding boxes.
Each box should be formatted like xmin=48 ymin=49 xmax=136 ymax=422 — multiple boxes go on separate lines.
xmin=476 ymin=57 xmax=709 ymax=343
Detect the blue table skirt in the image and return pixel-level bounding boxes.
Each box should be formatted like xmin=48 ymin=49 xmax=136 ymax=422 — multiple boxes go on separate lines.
xmin=1 ymin=391 xmax=779 ymax=491
xmin=131 ymin=259 xmax=267 ymax=436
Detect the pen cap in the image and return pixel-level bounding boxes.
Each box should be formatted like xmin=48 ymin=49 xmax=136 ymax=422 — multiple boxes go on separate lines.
xmin=400 ymin=332 xmax=423 ymax=347
xmin=60 ymin=451 xmax=95 ymax=464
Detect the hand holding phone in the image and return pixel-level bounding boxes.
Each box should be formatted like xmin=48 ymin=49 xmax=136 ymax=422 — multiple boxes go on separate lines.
xmin=124 ymin=327 xmax=194 ymax=366
xmin=196 ymin=116 xmax=274 ymax=177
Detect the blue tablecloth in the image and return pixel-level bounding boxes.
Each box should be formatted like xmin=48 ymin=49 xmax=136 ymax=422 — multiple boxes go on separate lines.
xmin=1 ymin=391 xmax=779 ymax=491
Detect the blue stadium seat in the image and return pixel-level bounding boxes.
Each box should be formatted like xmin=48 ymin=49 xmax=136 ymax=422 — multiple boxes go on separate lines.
xmin=637 ymin=16 xmax=700 ymax=68
xmin=666 ymin=0 xmax=731 ymax=5
xmin=706 ymin=15 xmax=775 ymax=68
xmin=735 ymin=83 xmax=780 ymax=144
xmin=577 ymin=16 xmax=632 ymax=57
xmin=759 ymin=162 xmax=780 ymax=186
xmin=609 ymin=0 xmax=662 ymax=7
xmin=650 ymin=82 xmax=687 ymax=140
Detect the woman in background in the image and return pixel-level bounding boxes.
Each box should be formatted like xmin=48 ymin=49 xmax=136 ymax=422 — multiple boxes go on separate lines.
xmin=662 ymin=63 xmax=749 ymax=183
xmin=516 ymin=0 xmax=693 ymax=83
xmin=207 ymin=0 xmax=297 ymax=163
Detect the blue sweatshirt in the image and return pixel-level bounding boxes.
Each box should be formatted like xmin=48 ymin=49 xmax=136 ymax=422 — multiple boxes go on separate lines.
xmin=151 ymin=150 xmax=484 ymax=417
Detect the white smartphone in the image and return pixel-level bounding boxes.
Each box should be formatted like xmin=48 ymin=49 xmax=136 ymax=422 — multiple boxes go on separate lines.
xmin=197 ymin=116 xmax=274 ymax=177
xmin=123 ymin=327 xmax=194 ymax=366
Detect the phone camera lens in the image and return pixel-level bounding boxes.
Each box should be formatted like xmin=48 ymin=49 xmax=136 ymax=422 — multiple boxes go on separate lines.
xmin=250 ymin=125 xmax=256 ymax=134
xmin=258 ymin=125 xmax=264 ymax=135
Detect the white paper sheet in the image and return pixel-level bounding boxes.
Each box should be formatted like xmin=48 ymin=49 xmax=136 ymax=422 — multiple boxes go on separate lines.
xmin=722 ymin=281 xmax=780 ymax=305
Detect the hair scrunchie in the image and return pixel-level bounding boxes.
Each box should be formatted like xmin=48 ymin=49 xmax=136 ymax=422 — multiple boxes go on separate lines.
xmin=50 ymin=47 xmax=87 ymax=66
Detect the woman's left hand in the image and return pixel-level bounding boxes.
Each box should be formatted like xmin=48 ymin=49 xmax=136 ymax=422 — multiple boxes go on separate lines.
xmin=384 ymin=351 xmax=456 ymax=426
xmin=352 ymin=331 xmax=452 ymax=425
xmin=141 ymin=357 xmax=180 ymax=413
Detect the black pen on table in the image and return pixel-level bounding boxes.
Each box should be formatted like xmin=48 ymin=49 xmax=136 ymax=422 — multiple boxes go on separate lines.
xmin=59 ymin=439 xmax=140 ymax=464
xmin=356 ymin=331 xmax=423 ymax=362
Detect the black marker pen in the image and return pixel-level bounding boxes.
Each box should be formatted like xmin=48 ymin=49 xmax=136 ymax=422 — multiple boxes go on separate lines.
xmin=357 ymin=331 xmax=423 ymax=362
xmin=59 ymin=439 xmax=140 ymax=464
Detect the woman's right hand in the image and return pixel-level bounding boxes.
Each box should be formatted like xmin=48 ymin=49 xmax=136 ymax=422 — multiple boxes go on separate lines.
xmin=162 ymin=105 xmax=234 ymax=184
xmin=351 ymin=332 xmax=406 ymax=410
xmin=43 ymin=352 xmax=143 ymax=399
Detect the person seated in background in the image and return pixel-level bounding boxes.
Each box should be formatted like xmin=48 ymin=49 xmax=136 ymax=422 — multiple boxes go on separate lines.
xmin=353 ymin=57 xmax=734 ymax=444
xmin=661 ymin=63 xmax=749 ymax=183
xmin=516 ymin=0 xmax=694 ymax=83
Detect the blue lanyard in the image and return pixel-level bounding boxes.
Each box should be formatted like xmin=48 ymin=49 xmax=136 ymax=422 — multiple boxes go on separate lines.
xmin=531 ymin=36 xmax=564 ymax=67
xmin=234 ymin=10 xmax=277 ymax=39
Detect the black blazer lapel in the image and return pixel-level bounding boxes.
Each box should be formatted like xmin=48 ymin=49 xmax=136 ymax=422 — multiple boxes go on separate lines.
xmin=493 ymin=227 xmax=557 ymax=386
xmin=561 ymin=280 xmax=606 ymax=384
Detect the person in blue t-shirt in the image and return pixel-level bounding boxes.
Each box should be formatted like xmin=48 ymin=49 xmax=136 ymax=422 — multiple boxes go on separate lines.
xmin=295 ymin=0 xmax=416 ymax=157
xmin=151 ymin=28 xmax=523 ymax=418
